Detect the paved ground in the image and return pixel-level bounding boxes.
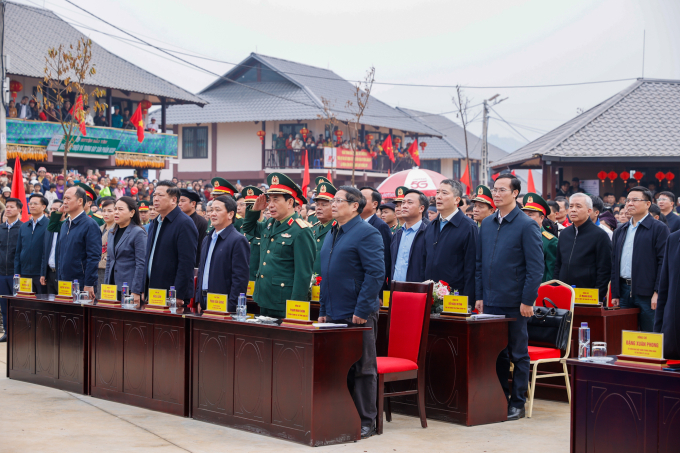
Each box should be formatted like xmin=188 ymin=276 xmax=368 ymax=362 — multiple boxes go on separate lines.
xmin=0 ymin=342 xmax=570 ymax=452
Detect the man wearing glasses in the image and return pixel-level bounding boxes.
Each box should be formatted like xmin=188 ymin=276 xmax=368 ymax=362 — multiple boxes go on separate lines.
xmin=657 ymin=191 xmax=680 ymax=233
xmin=475 ymin=173 xmax=543 ymax=421
xmin=611 ymin=186 xmax=669 ymax=332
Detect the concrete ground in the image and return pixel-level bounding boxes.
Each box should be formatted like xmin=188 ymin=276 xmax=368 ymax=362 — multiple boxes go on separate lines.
xmin=0 ymin=342 xmax=570 ymax=452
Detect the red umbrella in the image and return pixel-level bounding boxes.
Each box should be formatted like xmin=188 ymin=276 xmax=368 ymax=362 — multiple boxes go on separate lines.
xmin=377 ymin=168 xmax=448 ymax=198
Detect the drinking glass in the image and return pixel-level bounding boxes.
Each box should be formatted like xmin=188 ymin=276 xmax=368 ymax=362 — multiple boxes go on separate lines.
xmin=592 ymin=342 xmax=607 ymax=357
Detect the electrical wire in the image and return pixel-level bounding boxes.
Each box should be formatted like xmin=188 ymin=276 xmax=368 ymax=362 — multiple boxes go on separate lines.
xmin=488 ymin=106 xmax=531 ymax=142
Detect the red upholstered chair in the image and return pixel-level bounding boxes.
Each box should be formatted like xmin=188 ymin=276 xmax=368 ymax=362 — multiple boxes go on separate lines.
xmin=526 ymin=279 xmax=575 ymax=418
xmin=376 ymin=281 xmax=434 ymax=435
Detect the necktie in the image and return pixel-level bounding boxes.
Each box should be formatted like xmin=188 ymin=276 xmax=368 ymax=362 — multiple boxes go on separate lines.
xmin=440 ymin=218 xmax=447 ymax=231
xmin=202 ymin=233 xmax=219 ymax=290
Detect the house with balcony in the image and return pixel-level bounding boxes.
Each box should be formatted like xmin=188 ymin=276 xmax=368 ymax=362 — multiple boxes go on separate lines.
xmin=3 ymin=2 xmax=205 ymax=173
xmin=156 ymin=52 xmax=441 ymax=187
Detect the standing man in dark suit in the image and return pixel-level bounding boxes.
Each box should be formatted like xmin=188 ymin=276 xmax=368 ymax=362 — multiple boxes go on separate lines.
xmin=179 ymin=188 xmax=208 ymax=267
xmin=56 ymin=187 xmax=101 ymax=301
xmin=318 ymin=186 xmax=384 ymax=438
xmin=611 ymin=186 xmax=669 ymax=332
xmin=423 ymin=180 xmax=478 ymax=303
xmin=390 ymin=189 xmax=427 ymax=283
xmin=654 ymin=228 xmax=680 ymax=359
xmin=15 ymin=193 xmax=49 ymax=294
xmin=475 ymin=174 xmax=543 ymax=420
xmin=0 ymin=198 xmax=23 ymax=342
xmin=40 ymin=199 xmax=65 ymax=295
xmin=145 ymin=181 xmax=198 ymax=307
xmin=360 ymin=186 xmax=391 ymax=291
xmin=657 ymin=191 xmax=680 ymax=233
xmin=195 ymin=196 xmax=250 ymax=312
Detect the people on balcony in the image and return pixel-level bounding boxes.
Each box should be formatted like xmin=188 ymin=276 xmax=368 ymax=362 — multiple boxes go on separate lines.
xmin=17 ymin=96 xmax=33 ymax=120
xmin=111 ymin=106 xmax=123 ymax=128
xmin=94 ymin=111 xmax=108 ymax=127
xmin=147 ymin=117 xmax=159 ymax=133
xmin=84 ymin=106 xmax=94 ymax=126
xmin=60 ymin=100 xmax=72 ymax=122
xmin=6 ymin=100 xmax=17 ymax=118
xmin=275 ymin=131 xmax=287 ymax=168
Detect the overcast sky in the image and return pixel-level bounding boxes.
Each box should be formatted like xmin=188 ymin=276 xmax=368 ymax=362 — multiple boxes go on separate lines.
xmin=18 ymin=0 xmax=680 ymax=151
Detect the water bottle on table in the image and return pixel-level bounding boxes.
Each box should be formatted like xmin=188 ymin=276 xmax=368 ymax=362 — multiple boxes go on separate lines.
xmin=236 ymin=293 xmax=247 ymax=321
xmin=72 ymin=280 xmax=80 ymax=301
xmin=13 ymin=274 xmax=20 ymax=296
xmin=168 ymin=286 xmax=177 ymax=312
xmin=121 ymin=282 xmax=130 ymax=308
xmin=578 ymin=322 xmax=591 ymax=359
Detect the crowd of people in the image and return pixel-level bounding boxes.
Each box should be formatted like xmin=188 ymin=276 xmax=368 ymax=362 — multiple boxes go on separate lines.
xmin=0 ymin=167 xmax=679 ymax=437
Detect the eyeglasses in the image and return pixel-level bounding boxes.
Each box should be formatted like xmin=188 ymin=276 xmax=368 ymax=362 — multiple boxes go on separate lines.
xmin=491 ymin=188 xmax=511 ymax=194
xmin=625 ymin=198 xmax=647 ymax=204
xmin=331 ymin=198 xmax=349 ymax=204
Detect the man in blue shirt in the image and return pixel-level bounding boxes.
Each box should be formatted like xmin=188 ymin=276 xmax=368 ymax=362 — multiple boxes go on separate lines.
xmin=390 ymin=189 xmax=427 ymax=283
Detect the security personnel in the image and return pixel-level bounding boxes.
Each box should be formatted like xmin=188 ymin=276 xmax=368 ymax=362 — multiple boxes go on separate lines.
xmin=211 ymin=177 xmax=243 ymax=229
xmin=240 ymin=185 xmax=264 ymax=281
xmin=522 ymin=193 xmax=557 ymax=283
xmin=180 ymin=188 xmax=209 ymax=267
xmin=241 ymin=172 xmax=315 ymax=318
xmin=472 ymin=185 xmax=496 ymax=227
xmin=311 ymin=176 xmax=337 ymax=275
xmin=393 ymin=185 xmax=406 ymax=227
xmin=76 ymin=182 xmax=104 ymax=226
xmin=138 ymin=200 xmax=151 ymax=226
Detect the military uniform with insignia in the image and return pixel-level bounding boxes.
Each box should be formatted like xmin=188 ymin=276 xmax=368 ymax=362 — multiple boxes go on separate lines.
xmin=522 ymin=193 xmax=557 ymax=283
xmin=310 ymin=177 xmax=337 ymax=275
xmin=240 ymin=185 xmax=264 ymax=281
xmin=393 ymin=186 xmax=407 ymax=227
xmin=76 ymin=182 xmax=104 ymax=226
xmin=138 ymin=200 xmax=151 ymax=225
xmin=472 ymin=185 xmax=496 ymax=227
xmin=241 ymin=173 xmax=315 ymax=317
xmin=211 ymin=177 xmax=244 ymax=230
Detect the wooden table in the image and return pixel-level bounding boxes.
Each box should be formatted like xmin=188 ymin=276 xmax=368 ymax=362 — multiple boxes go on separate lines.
xmin=569 ymin=358 xmax=680 ymax=453
xmin=89 ymin=304 xmax=191 ymax=416
xmin=6 ymin=295 xmax=89 ymax=394
xmin=191 ymin=317 xmax=367 ymax=446
xmin=535 ymin=306 xmax=640 ymax=402
xmin=391 ymin=316 xmax=512 ymax=426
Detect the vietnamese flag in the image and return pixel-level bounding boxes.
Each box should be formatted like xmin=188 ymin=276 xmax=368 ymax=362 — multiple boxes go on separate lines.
xmin=327 ymin=169 xmax=332 ymax=183
xmin=301 ymin=150 xmax=310 ymax=198
xmin=460 ymin=162 xmax=471 ymax=195
xmin=382 ymin=135 xmax=395 ymax=163
xmin=11 ymin=157 xmax=29 ymax=222
xmin=527 ymin=169 xmax=536 ymax=193
xmin=407 ymin=140 xmax=421 ymax=166
xmin=69 ymin=94 xmax=87 ymax=136
xmin=130 ymin=103 xmax=145 ymax=142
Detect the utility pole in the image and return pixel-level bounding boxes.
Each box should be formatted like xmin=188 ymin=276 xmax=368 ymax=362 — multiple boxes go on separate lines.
xmin=481 ymin=94 xmax=506 ymax=186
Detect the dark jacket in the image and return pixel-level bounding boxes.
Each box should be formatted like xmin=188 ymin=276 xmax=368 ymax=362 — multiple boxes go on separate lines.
xmin=41 ymin=211 xmax=65 ymax=278
xmin=104 ymin=224 xmax=148 ymax=295
xmin=665 ymin=211 xmax=680 ymax=234
xmin=367 ymin=214 xmax=392 ymax=291
xmin=319 ymin=215 xmax=385 ymax=320
xmin=14 ymin=215 xmax=49 ymax=276
xmin=145 ymin=206 xmax=198 ymax=301
xmin=554 ymin=218 xmax=612 ymax=301
xmin=41 ymin=177 xmax=51 ymax=194
xmin=476 ymin=205 xmax=543 ymax=307
xmin=423 ymin=210 xmax=478 ymax=301
xmin=389 ymin=221 xmax=427 ymax=283
xmin=654 ymin=230 xmax=680 ymax=359
xmin=195 ymin=224 xmax=250 ymax=311
xmin=56 ymin=212 xmax=101 ymax=287
xmin=190 ymin=211 xmax=208 ymax=268
xmin=611 ymin=214 xmax=669 ymax=298
xmin=0 ymin=220 xmax=23 ymax=276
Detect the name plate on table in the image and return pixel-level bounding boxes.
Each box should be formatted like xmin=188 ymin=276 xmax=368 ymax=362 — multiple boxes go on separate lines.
xmin=382 ymin=291 xmax=390 ymax=308
xmin=246 ymin=281 xmax=255 ymax=297
xmin=311 ymin=286 xmax=320 ymax=302
xmin=621 ymin=331 xmax=663 ymax=359
xmin=56 ymin=280 xmax=73 ymax=300
xmin=100 ymin=284 xmax=117 ymax=301
xmin=148 ymin=289 xmax=167 ymax=306
xmin=206 ymin=293 xmax=227 ymax=313
xmin=282 ymin=300 xmax=314 ymax=327
xmin=19 ymin=278 xmax=33 ymax=294
xmin=575 ymin=288 xmax=599 ymax=305
xmin=443 ymin=295 xmax=469 ymax=314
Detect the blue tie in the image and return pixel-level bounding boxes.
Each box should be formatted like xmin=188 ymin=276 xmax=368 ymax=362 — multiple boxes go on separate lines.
xmin=202 ymin=233 xmax=219 ymax=290
xmin=440 ymin=218 xmax=447 ymax=231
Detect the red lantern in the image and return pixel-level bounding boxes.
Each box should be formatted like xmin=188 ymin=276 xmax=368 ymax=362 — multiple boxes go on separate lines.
xmin=666 ymin=172 xmax=675 ymax=182
xmin=634 ymin=171 xmax=644 ymax=182
xmin=300 ymin=128 xmax=309 ymax=140
xmin=9 ymin=80 xmax=22 ymax=101
xmin=140 ymin=100 xmax=152 ymax=114
xmin=597 ymin=171 xmax=607 ymax=182
xmin=607 ymin=171 xmax=618 ymax=183
xmin=420 ymin=142 xmax=427 ymax=152
xmin=366 ymin=134 xmax=373 ymax=146
xmin=620 ymin=171 xmax=630 ymax=181
xmin=256 ymin=130 xmax=266 ymax=143
xmin=656 ymin=171 xmax=666 ymax=183
xmin=394 ymin=137 xmax=402 ymax=147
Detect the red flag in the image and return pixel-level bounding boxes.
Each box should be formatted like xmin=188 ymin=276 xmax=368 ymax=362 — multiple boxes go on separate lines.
xmin=301 ymin=150 xmax=310 ymax=198
xmin=11 ymin=157 xmax=29 ymax=222
xmin=382 ymin=135 xmax=395 ymax=163
xmin=69 ymin=94 xmax=87 ymax=136
xmin=407 ymin=140 xmax=421 ymax=166
xmin=527 ymin=169 xmax=536 ymax=193
xmin=511 ymin=170 xmax=516 ymax=176
xmin=130 ymin=103 xmax=145 ymax=142
xmin=492 ymin=173 xmax=499 ymax=181
xmin=460 ymin=162 xmax=471 ymax=195
xmin=387 ymin=169 xmax=391 ymax=177
xmin=327 ymin=169 xmax=332 ymax=183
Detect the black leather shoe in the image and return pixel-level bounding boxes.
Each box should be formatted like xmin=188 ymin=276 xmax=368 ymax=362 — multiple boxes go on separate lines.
xmin=507 ymin=406 xmax=525 ymax=420
xmin=0 ymin=334 xmax=6 ymax=342
xmin=361 ymin=424 xmax=376 ymax=439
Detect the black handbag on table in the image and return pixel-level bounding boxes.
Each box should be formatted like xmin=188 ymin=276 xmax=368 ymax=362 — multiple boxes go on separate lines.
xmin=527 ymin=297 xmax=572 ymax=352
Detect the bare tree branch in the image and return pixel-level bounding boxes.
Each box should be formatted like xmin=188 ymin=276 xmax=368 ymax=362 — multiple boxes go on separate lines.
xmin=453 ymin=86 xmax=472 ymax=188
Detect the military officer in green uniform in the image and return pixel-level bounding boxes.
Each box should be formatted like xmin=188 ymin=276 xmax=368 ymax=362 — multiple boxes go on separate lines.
xmin=242 ymin=172 xmax=315 ymax=318
xmin=138 ymin=200 xmax=151 ymax=226
xmin=393 ymin=185 xmax=407 ymax=228
xmin=311 ymin=177 xmax=337 ymax=275
xmin=472 ymin=185 xmax=496 ymax=227
xmin=76 ymin=182 xmax=104 ymax=226
xmin=522 ymin=192 xmax=557 ymax=282
xmin=240 ymin=185 xmax=264 ymax=281
xmin=211 ymin=177 xmax=244 ymax=230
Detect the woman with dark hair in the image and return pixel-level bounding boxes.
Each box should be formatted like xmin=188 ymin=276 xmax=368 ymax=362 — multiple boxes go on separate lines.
xmin=104 ymin=196 xmax=147 ymax=306
xmin=98 ymin=198 xmax=116 ymax=296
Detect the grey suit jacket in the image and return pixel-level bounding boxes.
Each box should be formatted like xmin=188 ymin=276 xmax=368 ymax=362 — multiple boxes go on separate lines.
xmin=104 ymin=224 xmax=147 ymax=295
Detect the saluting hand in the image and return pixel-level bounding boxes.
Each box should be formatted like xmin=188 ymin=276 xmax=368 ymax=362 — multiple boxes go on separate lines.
xmin=252 ymin=194 xmax=267 ymax=211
